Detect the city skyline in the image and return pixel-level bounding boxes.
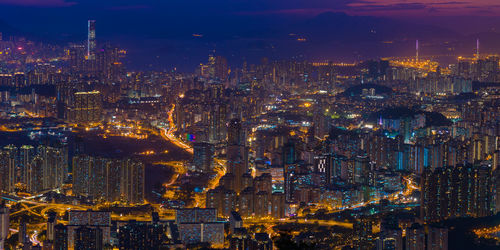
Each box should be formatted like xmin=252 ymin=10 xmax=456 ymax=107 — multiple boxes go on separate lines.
xmin=0 ymin=1 xmax=499 ymax=249
xmin=2 ymin=1 xmax=500 ymax=71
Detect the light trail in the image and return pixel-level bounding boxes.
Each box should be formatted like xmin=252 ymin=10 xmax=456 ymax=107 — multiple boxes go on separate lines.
xmin=30 ymin=230 xmax=41 ymax=246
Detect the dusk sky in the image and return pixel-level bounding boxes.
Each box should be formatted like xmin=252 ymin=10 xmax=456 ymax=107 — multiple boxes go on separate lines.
xmin=2 ymin=0 xmax=499 ymax=37
xmin=0 ymin=0 xmax=499 ymax=16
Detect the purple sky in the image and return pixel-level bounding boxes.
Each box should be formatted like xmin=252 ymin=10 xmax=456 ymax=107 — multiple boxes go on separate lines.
xmin=0 ymin=0 xmax=499 ymax=16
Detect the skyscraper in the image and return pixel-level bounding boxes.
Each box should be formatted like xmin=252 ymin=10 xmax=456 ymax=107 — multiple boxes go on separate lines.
xmin=120 ymin=158 xmax=145 ymax=204
xmin=38 ymin=145 xmax=68 ymax=191
xmin=19 ymin=145 xmax=35 ymax=187
xmin=87 ymin=20 xmax=96 ymax=60
xmin=227 ymin=118 xmax=248 ymax=193
xmin=1 ymin=145 xmax=18 ymax=192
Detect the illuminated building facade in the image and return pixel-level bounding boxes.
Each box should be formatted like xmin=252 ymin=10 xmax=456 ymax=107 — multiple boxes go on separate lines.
xmin=0 ymin=204 xmax=8 ymax=250
xmin=87 ymin=20 xmax=96 ymax=60
xmin=421 ymin=164 xmax=494 ymax=222
xmin=71 ymin=91 xmax=102 ymax=123
xmin=117 ymin=220 xmax=165 ymax=249
xmin=72 ymin=155 xmax=144 ymax=204
xmin=175 ymin=208 xmax=224 ymax=247
xmin=193 ymin=142 xmax=214 ymax=172
xmin=68 ymin=210 xmax=111 ymax=249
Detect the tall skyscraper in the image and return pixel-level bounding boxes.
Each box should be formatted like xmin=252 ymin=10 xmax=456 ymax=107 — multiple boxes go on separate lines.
xmin=28 ymin=156 xmax=43 ymax=193
xmin=227 ymin=118 xmax=248 ymax=193
xmin=19 ymin=145 xmax=35 ymax=187
xmin=120 ymin=158 xmax=145 ymax=204
xmin=1 ymin=145 xmax=18 ymax=192
xmin=72 ymin=155 xmax=109 ymax=200
xmin=87 ymin=20 xmax=96 ymax=60
xmin=38 ymin=145 xmax=68 ymax=191
xmin=214 ymin=56 xmax=229 ymax=81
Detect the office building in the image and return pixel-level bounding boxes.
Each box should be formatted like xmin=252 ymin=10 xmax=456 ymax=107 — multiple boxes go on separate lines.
xmin=87 ymin=20 xmax=96 ymax=60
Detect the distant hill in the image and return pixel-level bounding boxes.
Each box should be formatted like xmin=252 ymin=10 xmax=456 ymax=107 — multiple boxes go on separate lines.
xmin=0 ymin=19 xmax=20 ymax=38
xmin=292 ymin=12 xmax=459 ymax=43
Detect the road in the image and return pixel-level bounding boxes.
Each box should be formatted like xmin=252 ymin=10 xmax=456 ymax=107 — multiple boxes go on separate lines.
xmin=160 ymin=104 xmax=227 ymax=208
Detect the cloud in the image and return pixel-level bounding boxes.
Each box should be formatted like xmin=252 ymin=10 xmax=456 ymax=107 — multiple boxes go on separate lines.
xmin=351 ymin=3 xmax=428 ymax=11
xmin=0 ymin=0 xmax=75 ymax=7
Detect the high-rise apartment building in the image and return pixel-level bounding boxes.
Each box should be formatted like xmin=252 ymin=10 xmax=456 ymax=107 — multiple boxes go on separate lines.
xmin=68 ymin=210 xmax=111 ymax=249
xmin=72 ymin=155 xmax=144 ymax=203
xmin=0 ymin=204 xmax=8 ymax=250
xmin=71 ymin=91 xmax=102 ymax=123
xmin=421 ymin=164 xmax=494 ymax=222
xmin=193 ymin=142 xmax=214 ymax=172
xmin=75 ymin=226 xmax=103 ymax=250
